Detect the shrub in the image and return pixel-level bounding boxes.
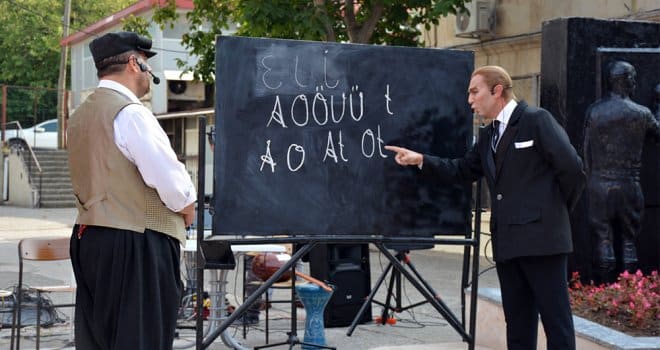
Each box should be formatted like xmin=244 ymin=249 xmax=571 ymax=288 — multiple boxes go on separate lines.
xmin=569 ymin=270 xmax=659 ymax=336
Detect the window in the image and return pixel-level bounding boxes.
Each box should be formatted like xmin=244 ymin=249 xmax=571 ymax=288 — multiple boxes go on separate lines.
xmin=42 ymin=120 xmax=58 ymax=132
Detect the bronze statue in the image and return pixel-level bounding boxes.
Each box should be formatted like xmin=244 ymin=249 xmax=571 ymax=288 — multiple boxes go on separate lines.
xmin=583 ymin=61 xmax=660 ymax=283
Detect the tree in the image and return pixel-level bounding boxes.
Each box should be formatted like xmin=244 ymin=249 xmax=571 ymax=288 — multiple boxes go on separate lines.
xmin=146 ymin=0 xmax=468 ymax=84
xmin=0 ymin=0 xmax=134 ymax=124
xmin=0 ymin=0 xmax=134 ymax=89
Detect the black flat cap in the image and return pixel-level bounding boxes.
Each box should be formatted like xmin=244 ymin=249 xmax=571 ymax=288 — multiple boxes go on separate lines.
xmin=90 ymin=32 xmax=157 ymax=65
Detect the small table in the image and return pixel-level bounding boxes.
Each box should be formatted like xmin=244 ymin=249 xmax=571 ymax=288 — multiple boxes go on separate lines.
xmin=181 ymin=240 xmax=286 ymax=348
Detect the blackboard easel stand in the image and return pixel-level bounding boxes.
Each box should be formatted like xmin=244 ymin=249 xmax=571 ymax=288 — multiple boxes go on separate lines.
xmin=198 ymin=234 xmax=482 ymax=349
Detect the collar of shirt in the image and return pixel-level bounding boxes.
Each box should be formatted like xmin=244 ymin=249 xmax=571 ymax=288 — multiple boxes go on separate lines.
xmin=98 ymin=80 xmax=142 ymax=104
xmin=493 ymin=99 xmax=518 ymax=134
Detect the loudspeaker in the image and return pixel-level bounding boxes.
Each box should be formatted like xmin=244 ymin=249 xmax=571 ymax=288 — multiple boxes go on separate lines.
xmin=309 ymin=244 xmax=371 ymax=327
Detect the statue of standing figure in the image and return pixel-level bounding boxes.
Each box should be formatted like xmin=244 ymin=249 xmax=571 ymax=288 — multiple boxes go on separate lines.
xmin=583 ymin=61 xmax=660 ymax=283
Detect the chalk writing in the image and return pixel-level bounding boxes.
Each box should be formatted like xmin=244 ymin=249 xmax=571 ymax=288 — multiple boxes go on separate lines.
xmin=361 ymin=125 xmax=387 ymax=159
xmin=323 ymin=50 xmax=339 ymax=89
xmin=258 ymin=50 xmax=392 ymax=173
xmin=349 ymin=85 xmax=364 ymax=121
xmin=267 ymin=95 xmax=287 ymax=128
xmin=291 ymin=95 xmax=310 ymax=127
xmin=385 ymin=84 xmax=394 ymax=116
xmin=260 ymin=140 xmax=277 ymax=172
xmin=261 ymin=55 xmax=282 ymax=90
xmin=312 ymin=92 xmax=329 ymax=126
xmin=287 ymin=144 xmax=305 ymax=171
xmin=331 ymin=94 xmax=346 ymax=123
xmin=323 ymin=130 xmax=348 ymax=163
xmin=294 ymin=56 xmax=308 ymax=88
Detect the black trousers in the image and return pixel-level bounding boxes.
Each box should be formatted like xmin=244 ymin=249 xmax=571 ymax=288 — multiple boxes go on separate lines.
xmin=70 ymin=225 xmax=183 ymax=350
xmin=495 ymin=254 xmax=575 ymax=350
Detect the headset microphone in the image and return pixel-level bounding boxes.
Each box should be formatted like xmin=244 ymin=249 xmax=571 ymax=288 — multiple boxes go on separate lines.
xmin=148 ymin=71 xmax=160 ymax=85
xmin=136 ymin=60 xmax=160 ymax=85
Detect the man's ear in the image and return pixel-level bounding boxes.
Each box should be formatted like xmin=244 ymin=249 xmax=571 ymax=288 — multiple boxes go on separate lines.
xmin=127 ymin=56 xmax=140 ymax=73
xmin=490 ymin=84 xmax=503 ymax=96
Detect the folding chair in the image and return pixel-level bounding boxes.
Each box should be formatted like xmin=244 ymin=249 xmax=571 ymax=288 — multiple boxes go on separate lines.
xmin=11 ymin=236 xmax=76 ymax=350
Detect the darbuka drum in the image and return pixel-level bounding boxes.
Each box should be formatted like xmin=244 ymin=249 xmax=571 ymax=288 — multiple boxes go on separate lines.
xmin=251 ymin=252 xmax=293 ymax=282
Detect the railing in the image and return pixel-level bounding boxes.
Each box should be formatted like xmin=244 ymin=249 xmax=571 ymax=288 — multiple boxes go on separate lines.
xmin=3 ymin=121 xmax=43 ymax=207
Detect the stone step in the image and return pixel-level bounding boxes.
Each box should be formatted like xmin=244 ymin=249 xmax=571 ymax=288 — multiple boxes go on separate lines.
xmin=26 ymin=159 xmax=69 ymax=167
xmin=40 ymin=188 xmax=73 ymax=195
xmin=26 ymin=158 xmax=69 ymax=166
xmin=25 ymin=151 xmax=69 ymax=161
xmin=37 ymin=170 xmax=71 ymax=178
xmin=40 ymin=198 xmax=76 ymax=208
xmin=11 ymin=148 xmax=76 ymax=208
xmin=28 ymin=168 xmax=70 ymax=176
xmin=31 ymin=148 xmax=68 ymax=154
xmin=40 ymin=182 xmax=73 ymax=189
xmin=33 ymin=170 xmax=71 ymax=178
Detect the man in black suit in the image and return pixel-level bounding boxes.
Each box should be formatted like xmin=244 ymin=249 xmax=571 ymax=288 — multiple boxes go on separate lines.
xmin=385 ymin=65 xmax=585 ymax=350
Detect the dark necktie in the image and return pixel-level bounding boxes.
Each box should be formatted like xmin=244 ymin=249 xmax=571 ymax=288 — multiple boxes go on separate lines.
xmin=491 ymin=120 xmax=500 ymax=153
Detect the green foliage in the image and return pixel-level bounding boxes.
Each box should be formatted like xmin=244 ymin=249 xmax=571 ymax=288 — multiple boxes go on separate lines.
xmin=0 ymin=0 xmax=62 ymax=88
xmin=151 ymin=0 xmax=468 ymax=83
xmin=0 ymin=0 xmax=133 ymax=122
xmin=122 ymin=15 xmax=152 ymax=37
xmin=4 ymin=87 xmax=58 ymax=128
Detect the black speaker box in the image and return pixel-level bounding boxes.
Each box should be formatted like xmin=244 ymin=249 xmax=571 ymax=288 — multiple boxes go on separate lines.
xmin=309 ymin=244 xmax=372 ymax=327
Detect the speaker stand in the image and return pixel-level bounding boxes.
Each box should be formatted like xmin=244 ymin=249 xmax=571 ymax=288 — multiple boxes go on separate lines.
xmin=373 ymin=250 xmax=434 ymax=323
xmin=347 ymin=245 xmax=467 ymax=340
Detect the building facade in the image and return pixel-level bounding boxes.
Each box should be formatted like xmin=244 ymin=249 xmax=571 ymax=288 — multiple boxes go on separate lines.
xmin=424 ymin=0 xmax=660 ymax=106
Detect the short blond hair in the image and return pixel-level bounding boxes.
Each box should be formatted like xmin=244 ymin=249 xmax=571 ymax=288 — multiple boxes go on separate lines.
xmin=472 ymin=65 xmax=517 ymax=101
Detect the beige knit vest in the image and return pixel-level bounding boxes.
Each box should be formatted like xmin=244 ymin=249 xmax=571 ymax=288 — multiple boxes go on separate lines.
xmin=67 ymin=87 xmax=185 ymax=243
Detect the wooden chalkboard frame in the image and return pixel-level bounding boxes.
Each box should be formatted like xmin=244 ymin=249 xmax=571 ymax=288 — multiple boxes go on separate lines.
xmin=213 ymin=36 xmax=474 ymax=238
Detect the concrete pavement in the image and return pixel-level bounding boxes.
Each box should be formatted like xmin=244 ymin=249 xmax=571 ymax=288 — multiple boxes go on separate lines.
xmin=0 ymin=204 xmax=499 ymax=349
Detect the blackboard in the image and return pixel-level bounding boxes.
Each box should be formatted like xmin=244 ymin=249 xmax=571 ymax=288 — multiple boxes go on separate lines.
xmin=213 ymin=36 xmax=473 ymax=237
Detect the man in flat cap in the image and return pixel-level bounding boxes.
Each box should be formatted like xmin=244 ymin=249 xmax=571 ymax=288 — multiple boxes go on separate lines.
xmin=67 ymin=31 xmax=196 ymax=349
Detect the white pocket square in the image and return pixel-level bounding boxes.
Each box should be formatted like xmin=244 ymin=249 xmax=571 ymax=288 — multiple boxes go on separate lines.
xmin=514 ymin=140 xmax=534 ymax=149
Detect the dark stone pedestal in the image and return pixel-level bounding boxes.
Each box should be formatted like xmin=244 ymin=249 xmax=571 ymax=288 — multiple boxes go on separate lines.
xmin=540 ymin=17 xmax=660 ymax=281
xmin=639 ymin=207 xmax=660 ymax=274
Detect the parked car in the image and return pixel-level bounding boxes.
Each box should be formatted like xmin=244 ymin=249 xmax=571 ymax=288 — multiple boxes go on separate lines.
xmin=5 ymin=118 xmax=58 ymax=149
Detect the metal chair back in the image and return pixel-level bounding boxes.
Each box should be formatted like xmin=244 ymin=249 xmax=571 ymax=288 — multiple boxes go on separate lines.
xmin=11 ymin=236 xmax=73 ymax=350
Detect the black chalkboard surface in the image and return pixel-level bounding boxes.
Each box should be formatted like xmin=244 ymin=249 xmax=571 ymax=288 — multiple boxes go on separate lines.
xmin=213 ymin=36 xmax=473 ymax=237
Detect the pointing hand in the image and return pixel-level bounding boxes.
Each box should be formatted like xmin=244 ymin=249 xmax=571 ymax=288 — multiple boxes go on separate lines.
xmin=384 ymin=145 xmax=423 ymax=167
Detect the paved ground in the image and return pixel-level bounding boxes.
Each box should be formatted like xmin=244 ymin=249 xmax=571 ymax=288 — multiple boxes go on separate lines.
xmin=0 ymin=205 xmax=499 ymax=349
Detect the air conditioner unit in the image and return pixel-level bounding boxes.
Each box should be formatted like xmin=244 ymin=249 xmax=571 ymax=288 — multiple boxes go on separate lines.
xmin=167 ymin=80 xmax=205 ymax=101
xmin=455 ymin=0 xmax=495 ymax=38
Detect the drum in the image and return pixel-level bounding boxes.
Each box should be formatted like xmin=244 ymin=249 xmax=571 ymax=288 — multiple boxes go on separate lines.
xmin=251 ymin=252 xmax=293 ymax=282
xmin=295 ymin=283 xmax=334 ymax=349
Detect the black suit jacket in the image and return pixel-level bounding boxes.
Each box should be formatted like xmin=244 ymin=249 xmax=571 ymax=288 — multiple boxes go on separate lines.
xmin=422 ymin=102 xmax=586 ymax=261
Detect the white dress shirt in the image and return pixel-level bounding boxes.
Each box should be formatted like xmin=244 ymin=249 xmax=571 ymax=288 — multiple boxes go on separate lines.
xmin=493 ymin=99 xmax=518 ymax=142
xmin=97 ymin=80 xmax=196 ymax=213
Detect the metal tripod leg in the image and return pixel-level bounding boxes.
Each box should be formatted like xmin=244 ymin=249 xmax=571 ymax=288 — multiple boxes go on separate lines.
xmin=346 ymin=258 xmax=394 ymax=335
